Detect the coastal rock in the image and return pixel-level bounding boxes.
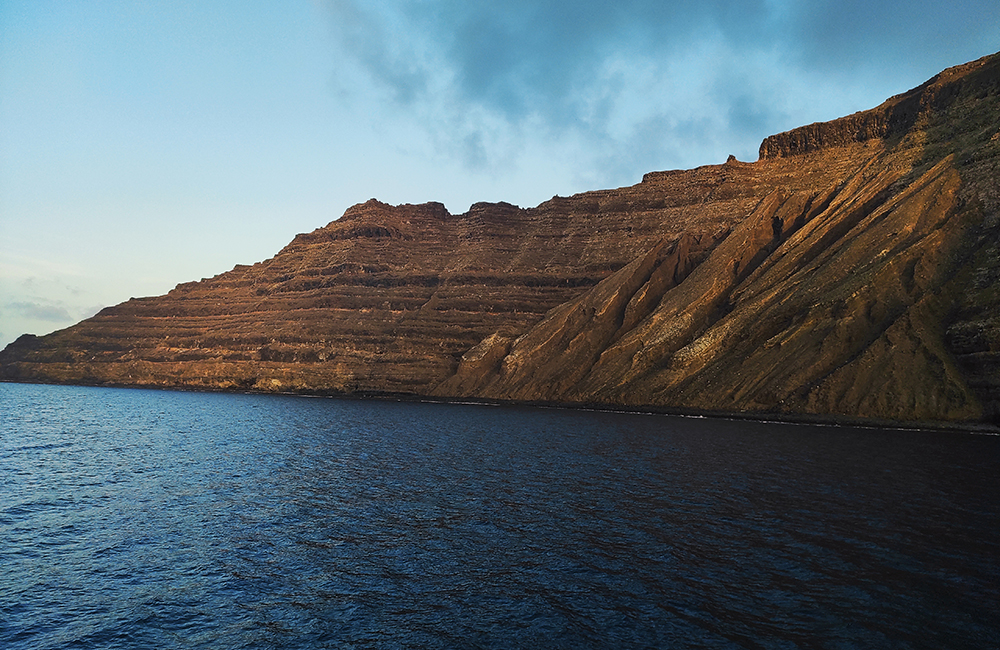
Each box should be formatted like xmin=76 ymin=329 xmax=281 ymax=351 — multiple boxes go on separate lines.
xmin=3 ymin=52 xmax=999 ymax=427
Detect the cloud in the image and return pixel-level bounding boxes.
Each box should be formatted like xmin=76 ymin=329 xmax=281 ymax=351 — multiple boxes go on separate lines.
xmin=325 ymin=0 xmax=431 ymax=105
xmin=322 ymin=0 xmax=999 ymax=180
xmin=785 ymin=0 xmax=1000 ymax=74
xmin=433 ymin=1 xmax=792 ymax=122
xmin=6 ymin=301 xmax=74 ymax=323
xmin=325 ymin=1 xmax=778 ymax=123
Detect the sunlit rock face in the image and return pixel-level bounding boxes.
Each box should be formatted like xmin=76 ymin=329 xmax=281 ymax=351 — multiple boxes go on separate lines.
xmin=3 ymin=53 xmax=999 ymax=426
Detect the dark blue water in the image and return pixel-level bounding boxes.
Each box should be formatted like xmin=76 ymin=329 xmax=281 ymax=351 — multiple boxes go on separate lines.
xmin=1 ymin=383 xmax=998 ymax=649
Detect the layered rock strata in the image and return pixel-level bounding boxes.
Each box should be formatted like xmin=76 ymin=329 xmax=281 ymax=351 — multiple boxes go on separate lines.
xmin=3 ymin=53 xmax=999 ymax=426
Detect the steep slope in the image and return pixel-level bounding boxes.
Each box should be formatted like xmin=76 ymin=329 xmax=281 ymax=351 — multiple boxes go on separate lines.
xmin=0 ymin=165 xmax=770 ymax=393
xmin=3 ymin=52 xmax=999 ymax=426
xmin=444 ymin=53 xmax=1000 ymax=424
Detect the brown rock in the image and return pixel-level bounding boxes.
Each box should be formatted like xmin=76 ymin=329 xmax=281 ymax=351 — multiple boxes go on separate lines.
xmin=3 ymin=52 xmax=999 ymax=427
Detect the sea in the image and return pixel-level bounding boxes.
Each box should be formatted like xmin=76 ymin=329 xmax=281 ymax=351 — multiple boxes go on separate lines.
xmin=1 ymin=381 xmax=998 ymax=649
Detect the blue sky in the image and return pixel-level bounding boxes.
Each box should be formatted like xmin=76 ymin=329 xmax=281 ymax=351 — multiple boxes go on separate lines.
xmin=1 ymin=0 xmax=998 ymax=347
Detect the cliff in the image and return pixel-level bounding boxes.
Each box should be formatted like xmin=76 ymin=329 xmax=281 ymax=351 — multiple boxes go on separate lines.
xmin=3 ymin=52 xmax=999 ymax=427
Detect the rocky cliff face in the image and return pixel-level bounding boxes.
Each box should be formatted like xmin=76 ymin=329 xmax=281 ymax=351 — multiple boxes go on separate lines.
xmin=3 ymin=52 xmax=999 ymax=427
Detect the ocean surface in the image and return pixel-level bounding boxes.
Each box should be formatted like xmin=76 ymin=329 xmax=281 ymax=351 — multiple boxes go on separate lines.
xmin=1 ymin=382 xmax=998 ymax=649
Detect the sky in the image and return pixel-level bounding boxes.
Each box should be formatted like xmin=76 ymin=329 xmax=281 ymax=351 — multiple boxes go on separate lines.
xmin=1 ymin=1 xmax=998 ymax=348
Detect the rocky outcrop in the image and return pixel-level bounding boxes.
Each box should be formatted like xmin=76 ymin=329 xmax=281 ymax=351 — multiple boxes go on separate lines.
xmin=0 ymin=167 xmax=764 ymax=395
xmin=759 ymin=53 xmax=1000 ymax=159
xmin=434 ymin=233 xmax=708 ymax=400
xmin=454 ymin=52 xmax=1000 ymax=425
xmin=3 ymin=52 xmax=999 ymax=427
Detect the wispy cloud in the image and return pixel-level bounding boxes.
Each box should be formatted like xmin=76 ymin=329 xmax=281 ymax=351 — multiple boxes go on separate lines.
xmin=6 ymin=301 xmax=74 ymax=323
xmin=321 ymin=0 xmax=999 ymax=178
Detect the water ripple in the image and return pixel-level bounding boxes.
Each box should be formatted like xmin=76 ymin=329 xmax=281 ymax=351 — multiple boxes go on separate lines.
xmin=1 ymin=383 xmax=998 ymax=649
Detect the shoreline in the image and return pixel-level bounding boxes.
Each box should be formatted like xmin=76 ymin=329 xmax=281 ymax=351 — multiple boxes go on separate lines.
xmin=5 ymin=377 xmax=997 ymax=436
